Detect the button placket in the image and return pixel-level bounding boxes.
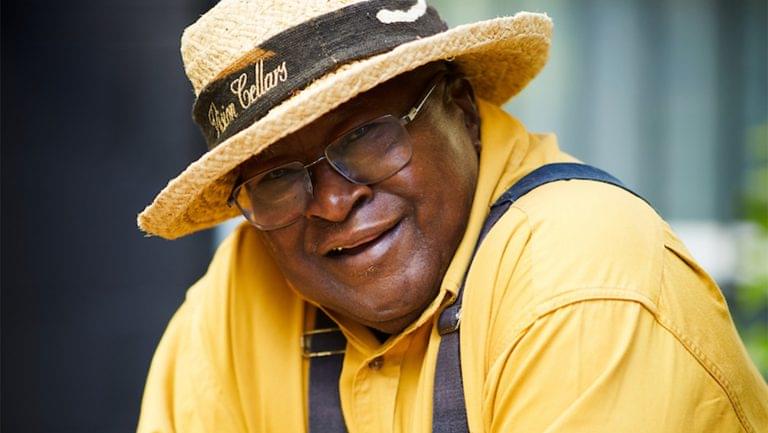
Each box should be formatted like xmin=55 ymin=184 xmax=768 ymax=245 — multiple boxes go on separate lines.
xmin=352 ymin=368 xmax=374 ymax=433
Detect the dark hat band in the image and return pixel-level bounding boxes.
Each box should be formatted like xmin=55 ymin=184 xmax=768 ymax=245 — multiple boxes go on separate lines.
xmin=192 ymin=0 xmax=448 ymax=150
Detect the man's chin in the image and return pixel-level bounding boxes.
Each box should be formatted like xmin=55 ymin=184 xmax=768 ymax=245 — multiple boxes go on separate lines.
xmin=366 ymin=312 xmax=420 ymax=334
xmin=348 ymin=290 xmax=440 ymax=335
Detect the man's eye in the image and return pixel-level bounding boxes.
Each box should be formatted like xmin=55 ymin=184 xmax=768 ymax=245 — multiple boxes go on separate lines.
xmin=345 ymin=124 xmax=373 ymax=142
xmin=263 ymin=167 xmax=293 ymax=181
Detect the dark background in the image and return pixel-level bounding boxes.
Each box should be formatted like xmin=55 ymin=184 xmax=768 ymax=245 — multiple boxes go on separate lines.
xmin=2 ymin=1 xmax=215 ymax=431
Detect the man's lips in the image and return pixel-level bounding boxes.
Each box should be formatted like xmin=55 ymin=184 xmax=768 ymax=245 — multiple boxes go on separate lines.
xmin=320 ymin=219 xmax=401 ymax=257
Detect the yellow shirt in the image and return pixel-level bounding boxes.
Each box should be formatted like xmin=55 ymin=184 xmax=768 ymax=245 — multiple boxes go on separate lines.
xmin=137 ymin=100 xmax=768 ymax=433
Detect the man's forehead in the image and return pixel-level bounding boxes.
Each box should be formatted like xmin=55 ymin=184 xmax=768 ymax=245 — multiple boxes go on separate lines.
xmin=331 ymin=65 xmax=439 ymax=116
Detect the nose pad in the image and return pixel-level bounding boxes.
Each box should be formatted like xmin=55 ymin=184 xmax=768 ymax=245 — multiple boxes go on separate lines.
xmin=305 ymin=159 xmax=373 ymax=223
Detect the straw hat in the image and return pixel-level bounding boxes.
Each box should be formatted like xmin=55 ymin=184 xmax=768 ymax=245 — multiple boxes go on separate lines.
xmin=138 ymin=0 xmax=552 ymax=239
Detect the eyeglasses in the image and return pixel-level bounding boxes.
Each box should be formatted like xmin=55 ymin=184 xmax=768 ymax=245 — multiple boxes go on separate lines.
xmin=228 ymin=72 xmax=449 ymax=230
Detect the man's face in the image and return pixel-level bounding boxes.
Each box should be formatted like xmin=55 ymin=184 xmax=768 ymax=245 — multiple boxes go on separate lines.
xmin=241 ymin=64 xmax=480 ymax=334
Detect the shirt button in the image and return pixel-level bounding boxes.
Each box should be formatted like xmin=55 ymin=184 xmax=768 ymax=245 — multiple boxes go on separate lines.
xmin=368 ymin=356 xmax=384 ymax=370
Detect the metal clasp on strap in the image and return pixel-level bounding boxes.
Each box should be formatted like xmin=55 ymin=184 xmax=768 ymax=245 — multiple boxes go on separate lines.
xmin=301 ymin=327 xmax=346 ymax=358
xmin=437 ymin=307 xmax=462 ymax=336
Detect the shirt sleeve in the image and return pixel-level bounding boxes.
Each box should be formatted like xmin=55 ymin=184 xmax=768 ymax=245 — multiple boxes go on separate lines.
xmin=136 ymin=301 xmax=188 ymax=433
xmin=487 ymin=299 xmax=747 ymax=433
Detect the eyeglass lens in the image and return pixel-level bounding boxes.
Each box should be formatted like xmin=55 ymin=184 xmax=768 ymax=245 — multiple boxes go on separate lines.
xmin=325 ymin=115 xmax=412 ymax=184
xmin=234 ymin=115 xmax=413 ymax=229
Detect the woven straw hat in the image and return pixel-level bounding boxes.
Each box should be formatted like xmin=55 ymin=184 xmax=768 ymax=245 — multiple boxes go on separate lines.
xmin=138 ymin=0 xmax=552 ymax=239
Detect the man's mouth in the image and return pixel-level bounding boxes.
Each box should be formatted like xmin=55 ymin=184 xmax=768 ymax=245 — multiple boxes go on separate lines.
xmin=322 ymin=219 xmax=402 ymax=259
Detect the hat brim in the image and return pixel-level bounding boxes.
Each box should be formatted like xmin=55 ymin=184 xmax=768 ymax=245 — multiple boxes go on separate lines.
xmin=138 ymin=12 xmax=552 ymax=239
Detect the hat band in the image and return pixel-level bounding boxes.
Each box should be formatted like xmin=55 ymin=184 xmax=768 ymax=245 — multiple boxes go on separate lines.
xmin=192 ymin=0 xmax=448 ymax=150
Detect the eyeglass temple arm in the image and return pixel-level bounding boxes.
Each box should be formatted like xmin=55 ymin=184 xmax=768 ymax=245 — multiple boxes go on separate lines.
xmin=401 ymin=74 xmax=444 ymax=124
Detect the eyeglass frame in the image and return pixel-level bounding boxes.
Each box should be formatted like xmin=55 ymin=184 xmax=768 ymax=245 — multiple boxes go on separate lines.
xmin=227 ymin=71 xmax=453 ymax=230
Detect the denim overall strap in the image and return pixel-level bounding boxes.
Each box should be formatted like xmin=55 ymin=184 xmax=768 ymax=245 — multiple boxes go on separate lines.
xmin=307 ymin=309 xmax=348 ymax=433
xmin=433 ymin=163 xmax=641 ymax=433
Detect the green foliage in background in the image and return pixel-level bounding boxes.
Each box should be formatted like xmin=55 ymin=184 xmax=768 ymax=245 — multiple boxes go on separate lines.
xmin=737 ymin=122 xmax=768 ymax=378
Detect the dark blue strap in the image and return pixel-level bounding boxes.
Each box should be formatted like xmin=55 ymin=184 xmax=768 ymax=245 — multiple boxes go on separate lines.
xmin=482 ymin=162 xmax=644 ymax=233
xmin=432 ymin=163 xmax=641 ymax=433
xmin=308 ymin=310 xmax=348 ymax=433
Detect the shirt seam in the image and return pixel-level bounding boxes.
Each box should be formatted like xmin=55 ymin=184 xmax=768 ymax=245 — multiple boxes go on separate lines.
xmin=503 ymin=294 xmax=752 ymax=433
xmin=651 ymin=309 xmax=753 ymax=433
xmin=659 ymin=242 xmax=754 ymax=433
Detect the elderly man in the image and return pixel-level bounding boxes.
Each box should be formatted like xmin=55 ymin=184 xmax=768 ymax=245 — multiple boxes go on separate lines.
xmin=137 ymin=0 xmax=767 ymax=432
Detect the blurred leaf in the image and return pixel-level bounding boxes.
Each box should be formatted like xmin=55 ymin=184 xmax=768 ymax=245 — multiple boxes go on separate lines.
xmin=743 ymin=123 xmax=768 ymax=232
xmin=736 ymin=279 xmax=768 ymax=315
xmin=741 ymin=324 xmax=768 ymax=378
xmin=737 ymin=121 xmax=768 ymax=379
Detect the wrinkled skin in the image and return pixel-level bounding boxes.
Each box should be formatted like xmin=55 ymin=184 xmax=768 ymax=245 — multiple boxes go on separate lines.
xmin=241 ymin=63 xmax=481 ymax=334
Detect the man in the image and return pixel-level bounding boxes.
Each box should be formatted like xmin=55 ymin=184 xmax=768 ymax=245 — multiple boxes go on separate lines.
xmin=137 ymin=0 xmax=768 ymax=432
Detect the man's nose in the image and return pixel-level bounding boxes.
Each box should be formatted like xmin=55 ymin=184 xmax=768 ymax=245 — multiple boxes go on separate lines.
xmin=304 ymin=160 xmax=373 ymax=223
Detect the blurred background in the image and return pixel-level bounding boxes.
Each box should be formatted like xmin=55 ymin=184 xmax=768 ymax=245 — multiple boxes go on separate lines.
xmin=2 ymin=0 xmax=766 ymax=432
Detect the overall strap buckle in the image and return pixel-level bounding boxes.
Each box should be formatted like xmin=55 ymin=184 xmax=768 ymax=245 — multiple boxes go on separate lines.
xmin=302 ymin=327 xmax=346 ymax=358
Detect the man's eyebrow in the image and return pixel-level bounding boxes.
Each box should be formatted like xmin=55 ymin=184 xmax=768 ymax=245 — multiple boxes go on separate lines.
xmin=313 ymin=107 xmax=359 ymax=141
xmin=250 ymin=96 xmax=370 ymax=169
xmin=329 ymin=97 xmax=366 ymax=121
xmin=244 ymin=147 xmax=279 ymax=172
xmin=260 ymin=147 xmax=276 ymax=158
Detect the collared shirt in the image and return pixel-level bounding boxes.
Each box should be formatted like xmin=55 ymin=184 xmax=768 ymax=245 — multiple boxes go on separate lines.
xmin=137 ymin=99 xmax=768 ymax=433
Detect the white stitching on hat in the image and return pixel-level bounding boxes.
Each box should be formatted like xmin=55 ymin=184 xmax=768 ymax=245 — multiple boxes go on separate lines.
xmin=376 ymin=0 xmax=427 ymax=24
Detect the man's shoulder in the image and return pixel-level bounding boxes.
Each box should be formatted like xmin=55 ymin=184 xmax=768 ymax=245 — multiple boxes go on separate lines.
xmin=490 ymin=176 xmax=665 ymax=307
xmin=474 ymin=178 xmax=768 ymax=431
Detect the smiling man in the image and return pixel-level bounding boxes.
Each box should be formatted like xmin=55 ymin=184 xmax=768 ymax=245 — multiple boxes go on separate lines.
xmin=237 ymin=65 xmax=479 ymax=335
xmin=137 ymin=1 xmax=767 ymax=432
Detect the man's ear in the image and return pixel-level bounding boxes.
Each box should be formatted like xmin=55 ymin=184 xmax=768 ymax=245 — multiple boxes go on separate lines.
xmin=446 ymin=77 xmax=481 ymax=154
